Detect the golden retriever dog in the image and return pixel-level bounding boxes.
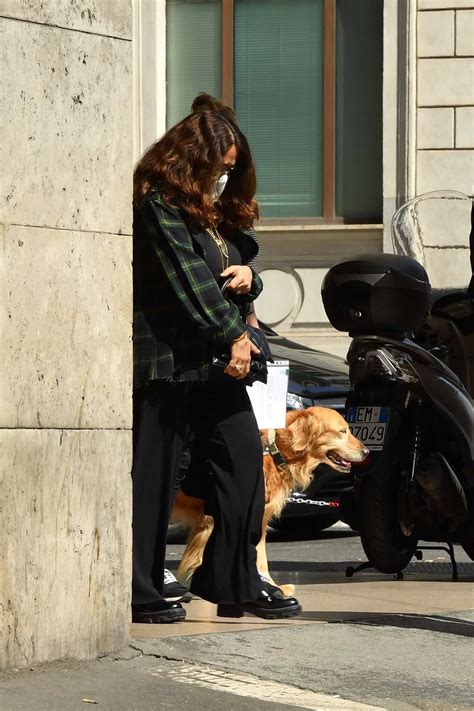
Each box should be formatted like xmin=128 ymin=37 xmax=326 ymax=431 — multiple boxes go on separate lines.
xmin=171 ymin=406 xmax=369 ymax=596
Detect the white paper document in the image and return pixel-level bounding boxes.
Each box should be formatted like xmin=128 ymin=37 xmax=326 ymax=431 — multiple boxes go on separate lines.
xmin=247 ymin=360 xmax=289 ymax=429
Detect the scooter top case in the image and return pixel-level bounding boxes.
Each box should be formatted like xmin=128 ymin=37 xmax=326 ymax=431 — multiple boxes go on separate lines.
xmin=322 ymin=253 xmax=431 ymax=338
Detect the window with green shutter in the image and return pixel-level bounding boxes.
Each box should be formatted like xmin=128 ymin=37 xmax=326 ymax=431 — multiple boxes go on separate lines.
xmin=166 ymin=0 xmax=221 ymax=129
xmin=234 ymin=0 xmax=324 ymax=218
xmin=166 ymin=0 xmax=382 ymax=224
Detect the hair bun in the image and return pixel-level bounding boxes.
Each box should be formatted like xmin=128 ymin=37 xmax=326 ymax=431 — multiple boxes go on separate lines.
xmin=191 ymin=93 xmax=238 ymax=124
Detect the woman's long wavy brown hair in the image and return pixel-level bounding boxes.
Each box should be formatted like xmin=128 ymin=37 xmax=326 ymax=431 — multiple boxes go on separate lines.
xmin=133 ymin=111 xmax=259 ymax=229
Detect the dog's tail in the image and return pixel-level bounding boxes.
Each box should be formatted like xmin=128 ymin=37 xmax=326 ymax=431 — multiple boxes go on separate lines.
xmin=176 ymin=514 xmax=214 ymax=583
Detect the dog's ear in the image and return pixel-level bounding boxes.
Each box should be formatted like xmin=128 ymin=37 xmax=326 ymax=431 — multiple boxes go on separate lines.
xmin=288 ymin=410 xmax=323 ymax=453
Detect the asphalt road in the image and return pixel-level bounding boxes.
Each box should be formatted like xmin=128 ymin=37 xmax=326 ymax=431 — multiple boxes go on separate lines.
xmin=161 ymin=523 xmax=474 ymax=710
xmin=167 ymin=519 xmax=473 ymax=572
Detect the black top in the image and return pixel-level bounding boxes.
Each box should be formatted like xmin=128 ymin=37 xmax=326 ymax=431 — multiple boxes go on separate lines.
xmin=200 ymin=231 xmax=242 ymax=284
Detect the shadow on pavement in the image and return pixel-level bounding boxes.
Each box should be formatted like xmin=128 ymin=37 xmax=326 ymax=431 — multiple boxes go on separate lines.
xmin=294 ymin=610 xmax=474 ymax=636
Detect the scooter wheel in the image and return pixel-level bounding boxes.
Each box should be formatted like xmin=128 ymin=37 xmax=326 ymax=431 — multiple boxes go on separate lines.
xmin=357 ymin=458 xmax=418 ymax=575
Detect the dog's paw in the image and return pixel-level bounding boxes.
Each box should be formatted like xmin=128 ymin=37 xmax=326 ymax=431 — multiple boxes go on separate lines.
xmin=278 ymin=583 xmax=296 ymax=597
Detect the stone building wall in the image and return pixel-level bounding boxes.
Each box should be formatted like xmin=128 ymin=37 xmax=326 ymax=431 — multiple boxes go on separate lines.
xmin=416 ymin=0 xmax=474 ymax=287
xmin=0 ymin=1 xmax=133 ymax=669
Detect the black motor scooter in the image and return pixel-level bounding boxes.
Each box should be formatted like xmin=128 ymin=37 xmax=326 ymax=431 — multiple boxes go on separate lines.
xmin=321 ymin=191 xmax=474 ymax=577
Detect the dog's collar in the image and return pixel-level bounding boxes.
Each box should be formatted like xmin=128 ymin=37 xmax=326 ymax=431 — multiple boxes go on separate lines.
xmin=263 ymin=429 xmax=290 ymax=472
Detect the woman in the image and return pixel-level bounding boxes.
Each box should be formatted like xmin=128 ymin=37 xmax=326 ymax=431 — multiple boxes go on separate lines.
xmin=191 ymin=92 xmax=260 ymax=330
xmin=132 ymin=110 xmax=301 ymax=623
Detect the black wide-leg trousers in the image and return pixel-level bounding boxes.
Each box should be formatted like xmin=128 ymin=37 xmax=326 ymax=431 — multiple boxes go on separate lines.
xmin=131 ymin=380 xmax=265 ymax=606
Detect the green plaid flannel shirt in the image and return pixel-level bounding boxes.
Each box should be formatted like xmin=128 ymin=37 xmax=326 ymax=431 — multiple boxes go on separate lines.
xmin=133 ymin=192 xmax=263 ymax=386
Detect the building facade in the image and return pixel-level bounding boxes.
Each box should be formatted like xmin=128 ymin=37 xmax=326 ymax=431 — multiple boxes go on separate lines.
xmin=134 ymin=0 xmax=473 ymax=357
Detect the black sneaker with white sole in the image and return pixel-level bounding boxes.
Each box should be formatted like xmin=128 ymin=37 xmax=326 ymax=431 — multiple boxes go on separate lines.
xmin=164 ymin=568 xmax=192 ymax=602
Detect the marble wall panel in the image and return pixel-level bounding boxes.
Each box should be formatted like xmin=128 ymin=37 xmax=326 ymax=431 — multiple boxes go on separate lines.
xmin=1 ymin=224 xmax=132 ymax=429
xmin=456 ymin=107 xmax=474 ymax=148
xmin=408 ymin=193 xmax=472 ymax=248
xmin=418 ymin=0 xmax=474 ymax=9
xmin=417 ymin=150 xmax=474 ymax=195
xmin=456 ymin=9 xmax=474 ymax=56
xmin=418 ymin=10 xmax=455 ymax=56
xmin=1 ymin=18 xmax=132 ymax=234
xmin=0 ymin=428 xmax=132 ymax=669
xmin=424 ymin=247 xmax=472 ymax=288
xmin=0 ymin=0 xmax=132 ymax=39
xmin=418 ymin=58 xmax=474 ymax=105
xmin=418 ymin=108 xmax=454 ymax=149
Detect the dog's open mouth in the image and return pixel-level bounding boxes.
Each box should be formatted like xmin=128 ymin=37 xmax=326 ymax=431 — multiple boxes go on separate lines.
xmin=326 ymin=451 xmax=352 ymax=473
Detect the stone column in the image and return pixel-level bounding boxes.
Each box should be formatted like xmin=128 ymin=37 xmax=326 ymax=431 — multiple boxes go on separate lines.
xmin=0 ymin=1 xmax=133 ymax=669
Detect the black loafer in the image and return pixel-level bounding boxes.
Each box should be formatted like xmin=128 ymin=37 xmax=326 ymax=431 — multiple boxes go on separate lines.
xmin=132 ymin=600 xmax=186 ymax=624
xmin=217 ymin=590 xmax=302 ymax=620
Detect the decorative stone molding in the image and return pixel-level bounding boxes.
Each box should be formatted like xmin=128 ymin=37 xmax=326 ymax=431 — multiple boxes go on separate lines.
xmin=254 ymin=225 xmax=383 ymax=350
xmin=132 ymin=0 xmax=166 ymax=162
xmin=382 ymin=0 xmax=417 ymax=251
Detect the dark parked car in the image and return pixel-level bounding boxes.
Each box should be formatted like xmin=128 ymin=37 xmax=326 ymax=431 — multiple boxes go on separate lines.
xmin=261 ymin=323 xmax=350 ymax=533
xmin=168 ymin=325 xmax=350 ymax=539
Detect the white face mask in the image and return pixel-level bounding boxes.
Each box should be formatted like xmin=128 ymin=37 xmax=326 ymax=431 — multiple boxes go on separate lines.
xmin=212 ymin=172 xmax=229 ymax=200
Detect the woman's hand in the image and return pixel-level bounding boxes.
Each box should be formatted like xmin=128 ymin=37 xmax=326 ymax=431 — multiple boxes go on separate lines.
xmin=220 ymin=265 xmax=253 ymax=294
xmin=246 ymin=309 xmax=259 ymax=329
xmin=224 ymin=334 xmax=260 ymax=380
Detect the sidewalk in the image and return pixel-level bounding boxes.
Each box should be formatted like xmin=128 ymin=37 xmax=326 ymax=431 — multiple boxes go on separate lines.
xmin=2 ymin=570 xmax=473 ymax=711
xmin=132 ymin=571 xmax=474 ymax=640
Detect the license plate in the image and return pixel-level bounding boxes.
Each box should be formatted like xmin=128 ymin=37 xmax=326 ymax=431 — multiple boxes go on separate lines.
xmin=347 ymin=406 xmax=390 ymax=450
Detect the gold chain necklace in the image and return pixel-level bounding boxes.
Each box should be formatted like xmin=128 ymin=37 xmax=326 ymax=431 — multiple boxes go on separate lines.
xmin=207 ymin=226 xmax=229 ymax=272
